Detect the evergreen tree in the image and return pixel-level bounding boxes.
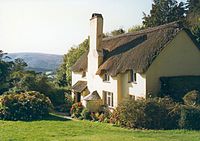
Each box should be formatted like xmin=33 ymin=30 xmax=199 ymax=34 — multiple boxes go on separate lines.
xmin=143 ymin=0 xmax=186 ymax=27
xmin=186 ymin=0 xmax=200 ymax=43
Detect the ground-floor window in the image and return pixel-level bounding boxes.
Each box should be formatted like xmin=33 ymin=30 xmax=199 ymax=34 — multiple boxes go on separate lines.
xmin=103 ymin=91 xmax=114 ymax=107
xmin=129 ymin=94 xmax=135 ymax=100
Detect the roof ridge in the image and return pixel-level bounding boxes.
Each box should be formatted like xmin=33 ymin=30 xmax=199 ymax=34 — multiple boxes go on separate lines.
xmin=102 ymin=21 xmax=181 ymax=41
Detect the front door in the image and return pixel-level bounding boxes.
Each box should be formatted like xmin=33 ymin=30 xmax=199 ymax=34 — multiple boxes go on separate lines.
xmin=75 ymin=92 xmax=81 ymax=102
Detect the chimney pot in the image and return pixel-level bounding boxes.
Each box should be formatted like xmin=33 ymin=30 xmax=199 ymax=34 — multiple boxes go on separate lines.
xmin=91 ymin=13 xmax=103 ymax=20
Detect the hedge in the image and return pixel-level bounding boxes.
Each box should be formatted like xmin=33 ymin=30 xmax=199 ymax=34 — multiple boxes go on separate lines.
xmin=160 ymin=76 xmax=200 ymax=102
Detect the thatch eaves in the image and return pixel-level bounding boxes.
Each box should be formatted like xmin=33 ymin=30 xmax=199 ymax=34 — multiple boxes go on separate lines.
xmin=72 ymin=81 xmax=87 ymax=93
xmin=71 ymin=51 xmax=88 ymax=72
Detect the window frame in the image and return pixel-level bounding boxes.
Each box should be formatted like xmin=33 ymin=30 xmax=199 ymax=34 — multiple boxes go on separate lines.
xmin=82 ymin=71 xmax=86 ymax=78
xmin=103 ymin=91 xmax=114 ymax=107
xmin=129 ymin=94 xmax=135 ymax=100
xmin=103 ymin=73 xmax=110 ymax=82
xmin=128 ymin=70 xmax=137 ymax=83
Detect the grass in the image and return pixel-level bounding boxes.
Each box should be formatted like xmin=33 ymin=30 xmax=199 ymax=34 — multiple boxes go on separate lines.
xmin=0 ymin=114 xmax=200 ymax=141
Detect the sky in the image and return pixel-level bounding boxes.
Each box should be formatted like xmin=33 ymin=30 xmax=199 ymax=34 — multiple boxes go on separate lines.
xmin=0 ymin=0 xmax=186 ymax=55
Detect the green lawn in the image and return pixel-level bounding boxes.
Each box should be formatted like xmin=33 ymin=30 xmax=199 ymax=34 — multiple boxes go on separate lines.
xmin=0 ymin=115 xmax=200 ymax=141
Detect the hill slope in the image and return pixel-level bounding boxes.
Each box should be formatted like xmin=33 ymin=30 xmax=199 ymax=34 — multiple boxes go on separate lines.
xmin=7 ymin=53 xmax=63 ymax=72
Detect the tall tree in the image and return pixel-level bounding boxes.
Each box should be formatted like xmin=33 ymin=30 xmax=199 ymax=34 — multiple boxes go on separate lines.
xmin=56 ymin=38 xmax=89 ymax=87
xmin=186 ymin=0 xmax=200 ymax=43
xmin=12 ymin=58 xmax=28 ymax=72
xmin=0 ymin=51 xmax=13 ymax=94
xmin=143 ymin=0 xmax=186 ymax=27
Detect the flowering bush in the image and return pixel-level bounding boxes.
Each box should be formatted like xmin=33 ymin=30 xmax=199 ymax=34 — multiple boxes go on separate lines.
xmin=81 ymin=108 xmax=91 ymax=120
xmin=110 ymin=108 xmax=121 ymax=126
xmin=90 ymin=107 xmax=111 ymax=122
xmin=0 ymin=91 xmax=53 ymax=121
xmin=70 ymin=102 xmax=84 ymax=118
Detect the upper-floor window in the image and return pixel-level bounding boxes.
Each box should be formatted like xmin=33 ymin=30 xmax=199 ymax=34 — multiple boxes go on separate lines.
xmin=82 ymin=71 xmax=86 ymax=78
xmin=103 ymin=73 xmax=110 ymax=82
xmin=128 ymin=70 xmax=137 ymax=83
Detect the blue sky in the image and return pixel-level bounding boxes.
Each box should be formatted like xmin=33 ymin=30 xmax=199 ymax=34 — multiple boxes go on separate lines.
xmin=0 ymin=0 xmax=186 ymax=55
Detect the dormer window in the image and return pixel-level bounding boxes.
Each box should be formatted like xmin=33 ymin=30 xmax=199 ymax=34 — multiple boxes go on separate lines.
xmin=128 ymin=70 xmax=137 ymax=83
xmin=82 ymin=71 xmax=86 ymax=78
xmin=103 ymin=73 xmax=110 ymax=82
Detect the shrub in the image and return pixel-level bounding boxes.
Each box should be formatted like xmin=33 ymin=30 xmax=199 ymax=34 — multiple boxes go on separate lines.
xmin=110 ymin=109 xmax=121 ymax=126
xmin=97 ymin=113 xmax=110 ymax=123
xmin=0 ymin=91 xmax=53 ymax=121
xmin=179 ymin=105 xmax=200 ymax=130
xmin=81 ymin=108 xmax=91 ymax=120
xmin=144 ymin=99 xmax=165 ymax=129
xmin=47 ymin=88 xmax=67 ymax=107
xmin=111 ymin=98 xmax=146 ymax=128
xmin=54 ymin=94 xmax=73 ymax=114
xmin=144 ymin=97 xmax=181 ymax=129
xmin=70 ymin=102 xmax=84 ymax=118
xmin=98 ymin=105 xmax=111 ymax=122
xmin=65 ymin=94 xmax=73 ymax=113
xmin=90 ymin=112 xmax=101 ymax=121
xmin=111 ymin=97 xmax=181 ymax=129
xmin=183 ymin=90 xmax=200 ymax=106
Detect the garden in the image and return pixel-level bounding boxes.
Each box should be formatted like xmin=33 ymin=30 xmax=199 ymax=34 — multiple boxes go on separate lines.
xmin=70 ymin=90 xmax=200 ymax=130
xmin=1 ymin=89 xmax=200 ymax=141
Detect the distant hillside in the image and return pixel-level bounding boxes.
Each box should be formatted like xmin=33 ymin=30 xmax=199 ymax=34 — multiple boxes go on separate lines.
xmin=7 ymin=53 xmax=63 ymax=72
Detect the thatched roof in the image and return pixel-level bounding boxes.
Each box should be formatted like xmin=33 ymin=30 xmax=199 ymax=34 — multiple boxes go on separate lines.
xmin=83 ymin=91 xmax=101 ymax=101
xmin=71 ymin=51 xmax=88 ymax=72
xmin=71 ymin=22 xmax=199 ymax=76
xmin=72 ymin=81 xmax=87 ymax=93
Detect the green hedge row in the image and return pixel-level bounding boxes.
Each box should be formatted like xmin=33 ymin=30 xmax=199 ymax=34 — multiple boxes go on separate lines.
xmin=111 ymin=94 xmax=200 ymax=130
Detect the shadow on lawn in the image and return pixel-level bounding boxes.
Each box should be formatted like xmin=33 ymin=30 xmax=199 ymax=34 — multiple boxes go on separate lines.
xmin=40 ymin=114 xmax=70 ymax=121
xmin=0 ymin=113 xmax=70 ymax=122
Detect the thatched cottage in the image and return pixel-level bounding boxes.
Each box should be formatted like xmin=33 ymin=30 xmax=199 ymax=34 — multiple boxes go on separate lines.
xmin=71 ymin=13 xmax=200 ymax=110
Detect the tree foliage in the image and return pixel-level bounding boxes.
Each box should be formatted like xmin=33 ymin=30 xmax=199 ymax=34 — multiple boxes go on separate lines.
xmin=128 ymin=25 xmax=145 ymax=33
xmin=56 ymin=38 xmax=89 ymax=87
xmin=0 ymin=51 xmax=13 ymax=94
xmin=103 ymin=28 xmax=125 ymax=37
xmin=143 ymin=0 xmax=186 ymax=27
xmin=12 ymin=58 xmax=27 ymax=72
xmin=110 ymin=28 xmax=125 ymax=36
xmin=186 ymin=0 xmax=200 ymax=43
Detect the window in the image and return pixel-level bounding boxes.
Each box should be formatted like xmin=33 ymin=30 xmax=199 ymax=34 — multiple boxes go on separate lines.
xmin=129 ymin=95 xmax=135 ymax=100
xmin=103 ymin=91 xmax=113 ymax=107
xmin=128 ymin=70 xmax=137 ymax=83
xmin=82 ymin=71 xmax=86 ymax=78
xmin=103 ymin=73 xmax=110 ymax=82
